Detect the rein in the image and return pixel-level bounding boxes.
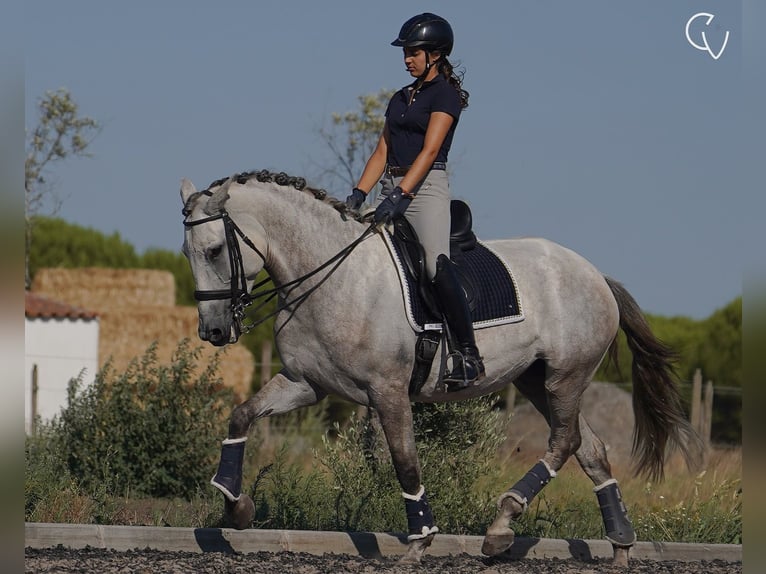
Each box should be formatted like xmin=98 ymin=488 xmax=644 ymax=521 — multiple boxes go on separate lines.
xmin=184 ymin=205 xmax=376 ymax=336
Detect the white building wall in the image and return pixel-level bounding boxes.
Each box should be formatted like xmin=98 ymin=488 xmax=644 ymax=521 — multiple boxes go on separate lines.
xmin=25 ymin=317 xmax=99 ymax=434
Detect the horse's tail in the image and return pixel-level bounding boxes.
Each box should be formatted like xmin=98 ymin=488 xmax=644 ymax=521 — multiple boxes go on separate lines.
xmin=604 ymin=276 xmax=705 ymax=482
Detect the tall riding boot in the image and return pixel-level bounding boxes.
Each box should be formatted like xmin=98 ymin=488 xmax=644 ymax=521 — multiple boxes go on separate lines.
xmin=432 ymin=254 xmax=485 ymax=391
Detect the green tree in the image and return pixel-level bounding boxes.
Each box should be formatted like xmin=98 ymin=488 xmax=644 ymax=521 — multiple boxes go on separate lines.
xmin=25 ymin=88 xmax=100 ymax=287
xmin=696 ymin=298 xmax=741 ymax=388
xmin=695 ymin=298 xmax=742 ymax=443
xmin=28 ymin=216 xmax=140 ymax=281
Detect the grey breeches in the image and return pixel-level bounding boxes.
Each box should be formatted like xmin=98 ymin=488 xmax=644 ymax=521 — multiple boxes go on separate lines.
xmin=374 ymin=169 xmax=451 ymax=280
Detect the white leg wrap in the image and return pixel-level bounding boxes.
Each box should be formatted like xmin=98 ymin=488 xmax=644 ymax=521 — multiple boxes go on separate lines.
xmin=222 ymin=436 xmax=247 ymax=445
xmin=593 ymin=477 xmax=619 ymax=493
xmin=402 ymin=485 xmax=426 ymax=501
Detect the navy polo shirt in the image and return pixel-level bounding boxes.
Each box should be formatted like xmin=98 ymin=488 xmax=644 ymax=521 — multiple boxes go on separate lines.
xmin=385 ymin=74 xmax=462 ymax=167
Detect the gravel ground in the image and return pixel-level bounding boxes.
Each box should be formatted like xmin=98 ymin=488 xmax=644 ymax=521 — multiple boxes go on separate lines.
xmin=25 ymin=547 xmax=742 ymax=574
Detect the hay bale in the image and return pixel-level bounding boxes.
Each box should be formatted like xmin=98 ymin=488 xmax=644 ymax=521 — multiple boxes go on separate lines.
xmin=32 ymin=268 xmax=175 ymax=309
xmin=98 ymin=307 xmax=254 ymax=402
xmin=31 ymin=267 xmax=254 ymax=402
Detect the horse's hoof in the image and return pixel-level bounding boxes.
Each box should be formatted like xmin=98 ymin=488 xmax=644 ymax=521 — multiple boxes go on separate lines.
xmin=613 ymin=545 xmax=630 ymax=567
xmin=399 ymin=533 xmax=435 ymax=563
xmin=481 ymin=529 xmax=515 ymax=556
xmin=224 ymin=494 xmax=255 ymax=530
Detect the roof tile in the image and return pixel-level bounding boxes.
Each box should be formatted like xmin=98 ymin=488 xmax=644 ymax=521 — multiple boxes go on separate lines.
xmin=25 ymin=292 xmax=98 ymax=320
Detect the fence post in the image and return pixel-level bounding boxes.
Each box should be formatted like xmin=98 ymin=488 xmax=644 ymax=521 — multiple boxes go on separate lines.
xmin=259 ymin=341 xmax=272 ymax=444
xmin=690 ymin=368 xmax=702 ymax=433
xmin=260 ymin=340 xmax=272 ymax=387
xmin=31 ymin=364 xmax=39 ymax=436
xmin=702 ymin=379 xmax=714 ymax=446
xmin=506 ymin=384 xmax=517 ymax=411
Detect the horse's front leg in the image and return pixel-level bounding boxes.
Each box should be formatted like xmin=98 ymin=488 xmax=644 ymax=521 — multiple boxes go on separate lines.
xmin=211 ymin=369 xmax=326 ymax=529
xmin=374 ymin=394 xmax=438 ymax=564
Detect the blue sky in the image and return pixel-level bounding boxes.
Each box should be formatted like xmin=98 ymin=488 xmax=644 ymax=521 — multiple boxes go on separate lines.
xmin=24 ymin=1 xmax=763 ymax=319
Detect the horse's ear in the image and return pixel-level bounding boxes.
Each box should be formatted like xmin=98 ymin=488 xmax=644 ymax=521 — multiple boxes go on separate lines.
xmin=204 ymin=177 xmax=233 ymax=215
xmin=180 ymin=178 xmax=197 ymax=204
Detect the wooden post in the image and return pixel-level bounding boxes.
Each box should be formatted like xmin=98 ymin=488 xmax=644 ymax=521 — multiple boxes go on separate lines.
xmin=690 ymin=368 xmax=702 ymax=434
xmin=31 ymin=364 xmax=39 ymax=436
xmin=258 ymin=341 xmax=272 ymax=444
xmin=702 ymin=380 xmax=714 ymax=446
xmin=260 ymin=340 xmax=272 ymax=387
xmin=506 ymin=384 xmax=517 ymax=412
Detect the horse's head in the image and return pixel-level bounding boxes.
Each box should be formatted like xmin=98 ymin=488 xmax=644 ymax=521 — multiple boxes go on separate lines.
xmin=180 ymin=177 xmax=266 ymax=346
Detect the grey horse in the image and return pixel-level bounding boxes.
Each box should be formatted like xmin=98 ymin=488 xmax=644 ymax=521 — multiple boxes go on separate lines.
xmin=180 ymin=170 xmax=704 ymax=566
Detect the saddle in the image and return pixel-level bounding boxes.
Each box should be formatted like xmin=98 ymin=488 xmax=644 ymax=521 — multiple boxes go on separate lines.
xmin=393 ymin=200 xmax=478 ymax=323
xmin=387 ymin=200 xmax=523 ymax=394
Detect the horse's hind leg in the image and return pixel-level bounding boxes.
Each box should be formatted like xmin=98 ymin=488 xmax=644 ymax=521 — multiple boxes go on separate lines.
xmin=483 ymin=365 xmax=586 ymax=556
xmin=211 ymin=369 xmax=326 ymax=529
xmin=575 ymin=414 xmax=635 ymax=566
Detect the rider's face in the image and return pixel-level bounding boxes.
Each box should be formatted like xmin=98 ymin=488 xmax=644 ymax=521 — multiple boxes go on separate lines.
xmin=403 ymin=47 xmax=439 ymax=78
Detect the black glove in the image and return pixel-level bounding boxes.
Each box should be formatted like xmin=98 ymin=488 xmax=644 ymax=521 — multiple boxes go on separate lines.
xmin=374 ymin=186 xmax=412 ymax=224
xmin=345 ymin=187 xmax=367 ymax=211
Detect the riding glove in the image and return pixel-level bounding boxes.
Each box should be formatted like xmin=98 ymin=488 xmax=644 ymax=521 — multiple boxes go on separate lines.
xmin=345 ymin=187 xmax=367 ymax=211
xmin=374 ymin=186 xmax=412 ymax=224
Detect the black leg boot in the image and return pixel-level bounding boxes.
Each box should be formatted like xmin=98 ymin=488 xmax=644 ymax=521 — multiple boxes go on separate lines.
xmin=432 ymin=254 xmax=485 ymax=391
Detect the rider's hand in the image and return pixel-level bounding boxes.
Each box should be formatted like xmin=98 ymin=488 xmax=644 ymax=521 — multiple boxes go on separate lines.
xmin=345 ymin=188 xmax=367 ymax=211
xmin=374 ymin=186 xmax=412 ymax=224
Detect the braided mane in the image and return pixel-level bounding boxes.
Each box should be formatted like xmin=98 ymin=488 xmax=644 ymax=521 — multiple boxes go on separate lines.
xmin=207 ymin=169 xmax=348 ymax=212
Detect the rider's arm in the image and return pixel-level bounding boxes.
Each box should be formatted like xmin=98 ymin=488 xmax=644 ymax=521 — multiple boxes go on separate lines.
xmin=355 ymin=124 xmax=390 ymax=195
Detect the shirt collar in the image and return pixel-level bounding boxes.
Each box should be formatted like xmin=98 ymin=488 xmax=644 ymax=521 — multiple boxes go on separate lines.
xmin=404 ymin=73 xmax=446 ymax=92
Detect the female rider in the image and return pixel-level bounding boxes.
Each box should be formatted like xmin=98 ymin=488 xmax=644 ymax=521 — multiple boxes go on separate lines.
xmin=345 ymin=13 xmax=483 ymax=390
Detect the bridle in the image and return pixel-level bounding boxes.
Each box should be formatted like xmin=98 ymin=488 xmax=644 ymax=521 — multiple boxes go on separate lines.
xmin=183 ymin=209 xmax=259 ymax=337
xmin=183 ymin=202 xmax=376 ymax=337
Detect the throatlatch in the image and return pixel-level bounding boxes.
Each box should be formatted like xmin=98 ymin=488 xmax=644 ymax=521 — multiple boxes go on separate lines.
xmin=594 ymin=479 xmax=636 ymax=546
xmin=211 ymin=437 xmax=247 ymax=502
xmin=403 ymin=485 xmax=439 ymax=541
xmin=503 ymin=459 xmax=556 ymax=510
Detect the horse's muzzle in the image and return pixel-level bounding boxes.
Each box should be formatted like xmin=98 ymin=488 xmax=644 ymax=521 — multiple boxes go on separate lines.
xmin=201 ymin=326 xmax=233 ymax=347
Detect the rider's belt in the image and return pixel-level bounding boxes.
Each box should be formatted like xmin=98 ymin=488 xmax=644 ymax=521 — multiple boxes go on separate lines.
xmin=386 ymin=162 xmax=446 ymax=177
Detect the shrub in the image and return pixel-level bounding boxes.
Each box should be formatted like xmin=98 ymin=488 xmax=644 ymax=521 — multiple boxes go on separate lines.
xmin=51 ymin=339 xmax=233 ymax=499
xmin=411 ymin=396 xmax=508 ymax=535
xmin=249 ymin=444 xmax=334 ymax=531
xmin=25 ymin=425 xmax=119 ymax=524
xmin=303 ymin=395 xmax=508 ymax=535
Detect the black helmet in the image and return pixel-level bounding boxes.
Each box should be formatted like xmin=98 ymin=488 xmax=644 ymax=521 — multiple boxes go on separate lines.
xmin=391 ymin=13 xmax=453 ymax=56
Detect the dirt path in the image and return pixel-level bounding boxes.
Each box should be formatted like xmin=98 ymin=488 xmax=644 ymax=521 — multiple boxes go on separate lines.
xmin=26 ymin=546 xmax=741 ymax=574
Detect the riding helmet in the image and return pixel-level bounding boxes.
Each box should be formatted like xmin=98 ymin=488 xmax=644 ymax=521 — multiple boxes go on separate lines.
xmin=391 ymin=13 xmax=453 ymax=56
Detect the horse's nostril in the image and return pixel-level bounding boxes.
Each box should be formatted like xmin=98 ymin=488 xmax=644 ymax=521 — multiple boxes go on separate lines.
xmin=209 ymin=328 xmax=227 ymax=346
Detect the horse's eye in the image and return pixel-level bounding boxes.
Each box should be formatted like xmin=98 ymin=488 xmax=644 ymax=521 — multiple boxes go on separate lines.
xmin=207 ymin=245 xmax=223 ymax=260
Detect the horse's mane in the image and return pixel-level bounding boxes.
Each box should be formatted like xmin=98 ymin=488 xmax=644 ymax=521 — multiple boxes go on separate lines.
xmin=213 ymin=169 xmax=352 ymax=212
xmin=183 ymin=169 xmax=365 ymax=222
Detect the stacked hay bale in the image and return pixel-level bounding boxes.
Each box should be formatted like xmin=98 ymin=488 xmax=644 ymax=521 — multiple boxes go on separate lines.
xmin=31 ymin=268 xmax=254 ymax=401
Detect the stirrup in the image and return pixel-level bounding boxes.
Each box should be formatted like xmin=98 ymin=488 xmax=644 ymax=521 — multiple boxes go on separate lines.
xmin=444 ymin=351 xmax=485 ymax=391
